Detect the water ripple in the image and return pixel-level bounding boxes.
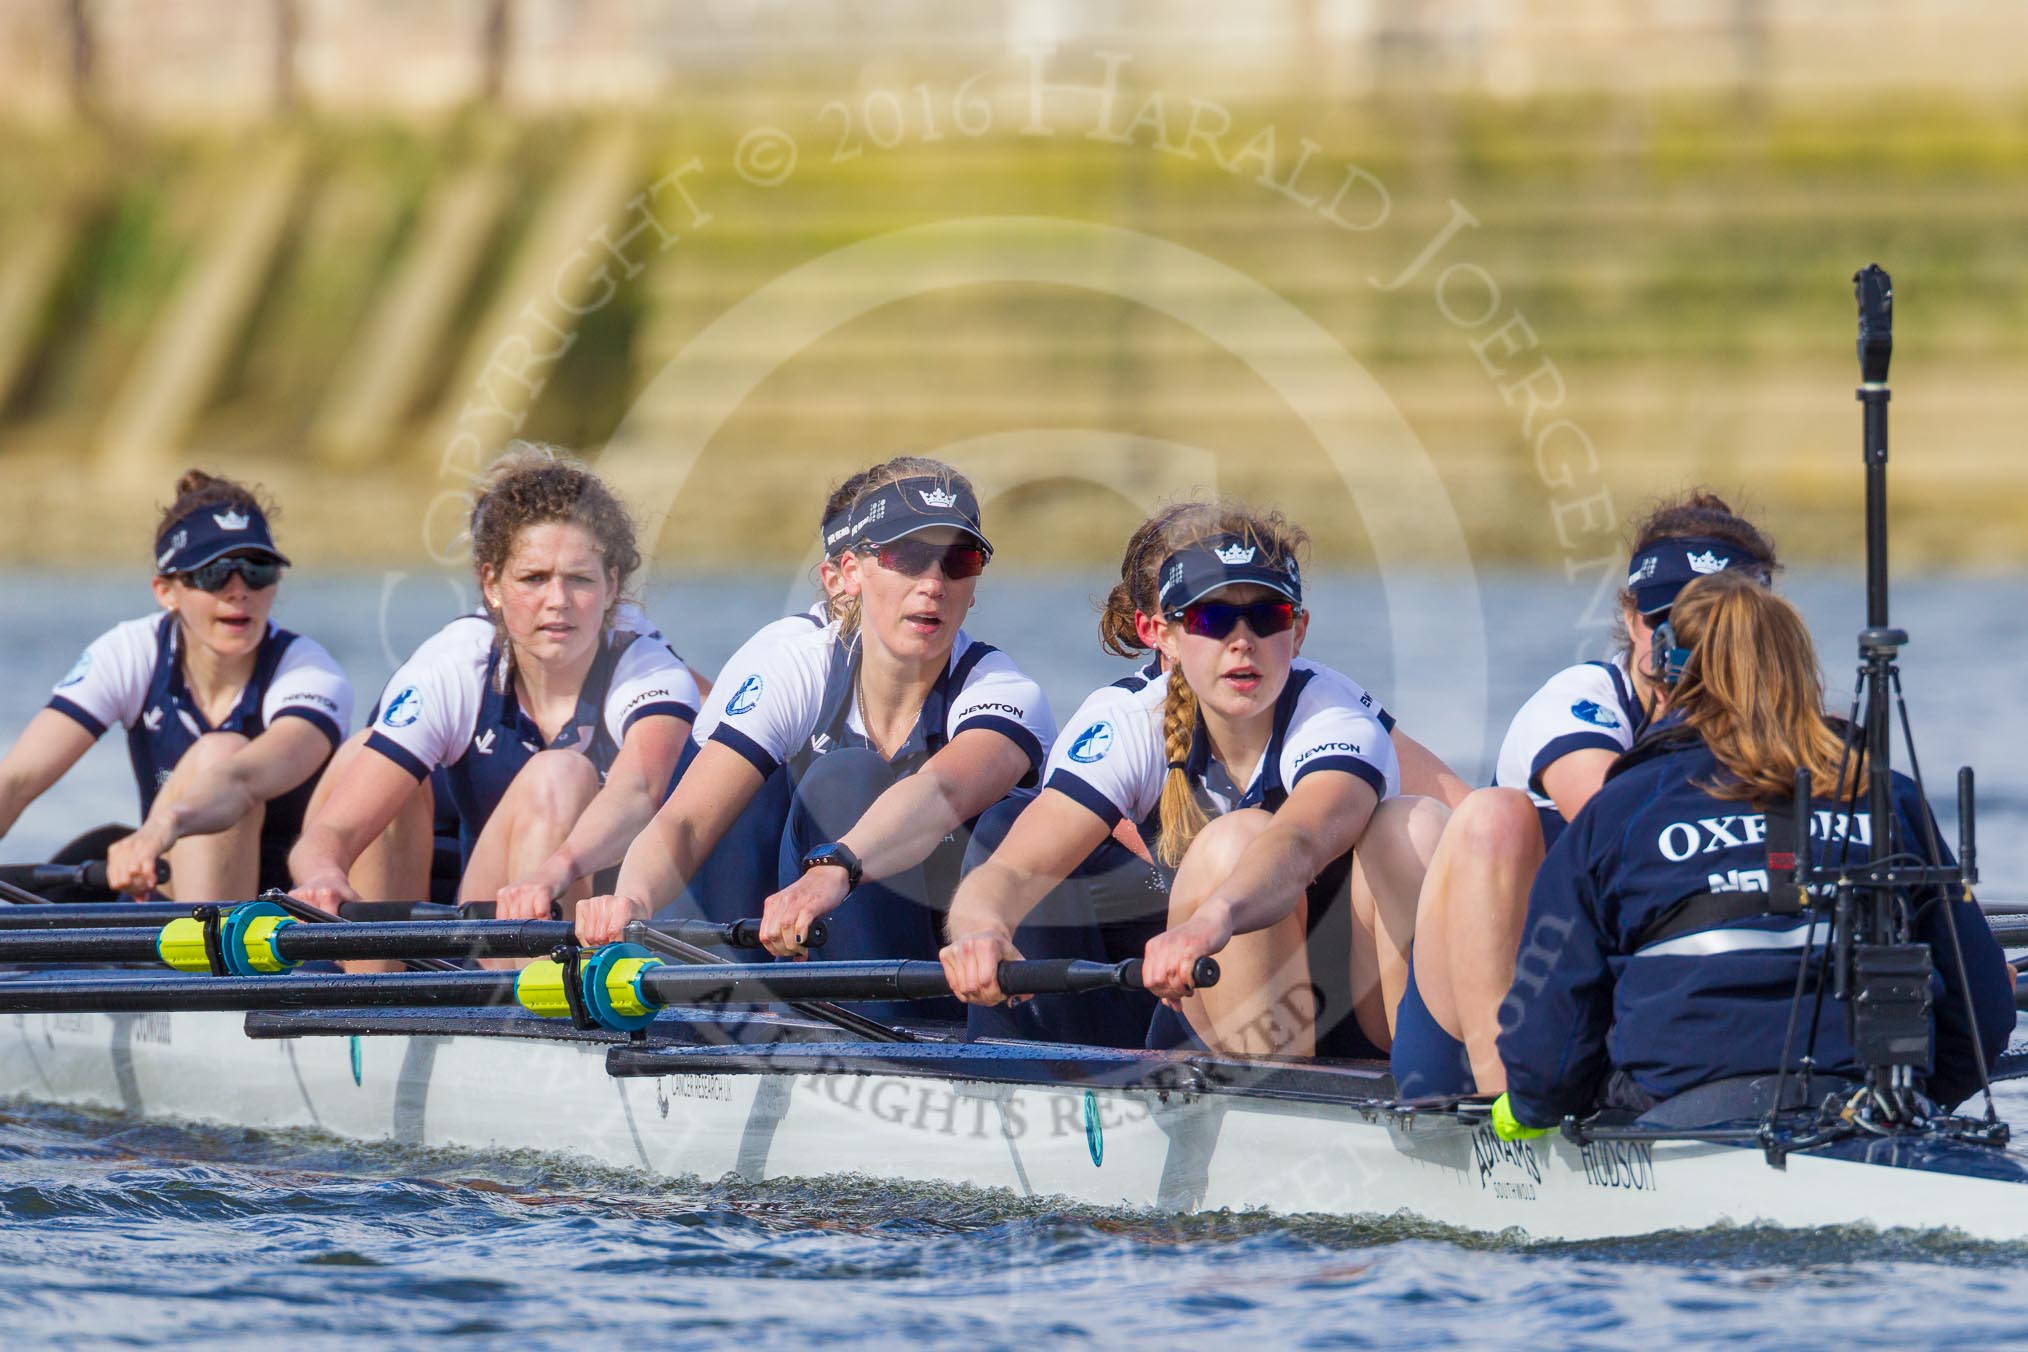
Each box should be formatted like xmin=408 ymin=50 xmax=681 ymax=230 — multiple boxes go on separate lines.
xmin=3 ymin=1102 xmax=2028 ymax=1349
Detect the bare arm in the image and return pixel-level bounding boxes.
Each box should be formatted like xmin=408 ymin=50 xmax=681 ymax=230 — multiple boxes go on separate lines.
xmin=1392 ymin=727 xmax=1472 ymax=809
xmin=1141 ymin=770 xmax=1379 ymax=999
xmin=1540 ymin=747 xmax=1617 ymax=821
xmin=498 ymin=714 xmax=690 ymax=910
xmin=287 ymin=745 xmax=427 ymax=909
xmin=0 ymin=710 xmax=97 ymax=840
xmin=106 ymin=719 xmax=334 ymax=896
xmin=759 ymin=728 xmax=1038 ymax=955
xmin=939 ymin=788 xmax=1114 ymax=1004
xmin=1201 ymin=771 xmax=1379 ymax=938
xmin=575 ymin=740 xmax=762 ymax=943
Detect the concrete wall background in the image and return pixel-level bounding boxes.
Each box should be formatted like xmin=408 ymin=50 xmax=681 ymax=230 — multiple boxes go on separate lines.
xmin=0 ymin=2 xmax=2023 ymax=572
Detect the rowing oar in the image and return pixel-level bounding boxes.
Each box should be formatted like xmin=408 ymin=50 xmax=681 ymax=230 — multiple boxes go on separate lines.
xmin=0 ymin=859 xmax=166 ymax=906
xmin=0 ymin=905 xmax=823 ymax=971
xmin=0 ymin=899 xmax=812 ymax=952
xmin=0 ymin=955 xmax=1216 ymax=1034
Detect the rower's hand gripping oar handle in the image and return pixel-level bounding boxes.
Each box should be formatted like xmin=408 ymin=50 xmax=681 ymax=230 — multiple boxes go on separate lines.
xmin=0 ymin=858 xmax=167 ymax=901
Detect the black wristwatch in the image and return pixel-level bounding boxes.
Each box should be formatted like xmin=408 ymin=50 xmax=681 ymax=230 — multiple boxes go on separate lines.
xmin=800 ymin=841 xmax=864 ymax=889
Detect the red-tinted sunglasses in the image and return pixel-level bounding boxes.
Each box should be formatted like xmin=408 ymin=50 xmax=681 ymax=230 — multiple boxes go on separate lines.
xmin=1167 ymin=600 xmax=1298 ymax=640
xmin=864 ymin=539 xmax=989 ymax=580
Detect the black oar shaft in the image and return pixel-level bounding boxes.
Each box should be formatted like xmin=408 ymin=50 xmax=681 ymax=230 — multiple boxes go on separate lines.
xmin=0 ymin=956 xmax=1214 ymax=1017
xmin=636 ymin=956 xmax=1199 ymax=1004
xmin=0 ymin=919 xmax=577 ymax=965
xmin=0 ymin=903 xmax=195 ymax=930
xmin=0 ymin=970 xmax=515 ymax=1014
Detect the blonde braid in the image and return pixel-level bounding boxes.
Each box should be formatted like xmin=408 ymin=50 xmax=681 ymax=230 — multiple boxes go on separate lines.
xmin=1154 ymin=672 xmax=1210 ymax=867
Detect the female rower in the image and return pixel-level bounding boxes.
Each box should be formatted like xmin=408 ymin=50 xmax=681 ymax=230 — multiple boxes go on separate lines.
xmin=665 ymin=468 xmax=874 ymax=928
xmin=575 ymin=457 xmax=1056 ymax=1022
xmin=942 ymin=501 xmax=1447 ymax=1058
xmin=948 ymin=502 xmax=1471 ymax=1049
xmin=1494 ymin=571 xmax=2013 ymax=1130
xmin=288 ymin=446 xmax=697 ymax=922
xmin=1393 ymin=493 xmax=1777 ymax=1098
xmin=0 ymin=470 xmax=351 ymax=902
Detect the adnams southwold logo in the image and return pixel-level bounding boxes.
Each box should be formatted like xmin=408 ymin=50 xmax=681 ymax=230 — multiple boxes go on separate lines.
xmin=1067 ymin=721 xmax=1114 ymax=763
xmin=382 ymin=686 xmax=423 ymax=728
xmin=726 ymin=674 xmax=764 ymax=716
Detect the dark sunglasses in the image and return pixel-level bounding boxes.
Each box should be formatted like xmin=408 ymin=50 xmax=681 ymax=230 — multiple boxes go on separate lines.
xmin=176 ymin=556 xmax=284 ymax=593
xmin=864 ymin=540 xmax=988 ymax=580
xmin=1167 ymin=600 xmax=1298 ymax=640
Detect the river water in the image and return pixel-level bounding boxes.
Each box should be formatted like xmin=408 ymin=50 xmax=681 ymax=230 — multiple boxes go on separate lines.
xmin=0 ymin=568 xmax=2024 ymax=1347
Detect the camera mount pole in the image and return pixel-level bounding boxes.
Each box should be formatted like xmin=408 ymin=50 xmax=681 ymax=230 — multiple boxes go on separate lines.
xmin=1855 ymin=264 xmax=1902 ymax=875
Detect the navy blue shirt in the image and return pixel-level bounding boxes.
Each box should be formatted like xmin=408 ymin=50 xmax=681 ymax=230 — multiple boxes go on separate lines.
xmin=1498 ymin=735 xmax=2014 ymax=1124
xmin=47 ymin=612 xmax=353 ymax=884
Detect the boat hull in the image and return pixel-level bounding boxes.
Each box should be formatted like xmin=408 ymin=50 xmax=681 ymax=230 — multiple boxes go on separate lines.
xmin=5 ymin=1007 xmax=2026 ymax=1243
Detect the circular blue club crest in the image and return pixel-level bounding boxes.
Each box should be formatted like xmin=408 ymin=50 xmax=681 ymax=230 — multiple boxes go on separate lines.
xmin=56 ymin=651 xmax=92 ymax=689
xmin=382 ymin=686 xmax=424 ymax=728
xmin=1067 ymin=720 xmax=1113 ymax=764
xmin=726 ymin=673 xmax=764 ymax=716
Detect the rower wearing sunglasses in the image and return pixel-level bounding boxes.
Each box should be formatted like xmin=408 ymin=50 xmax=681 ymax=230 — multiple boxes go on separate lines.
xmin=1392 ymin=492 xmax=1778 ymax=1100
xmin=577 ymin=457 xmax=1056 ymax=1022
xmin=288 ymin=446 xmax=698 ymax=935
xmin=0 ymin=470 xmax=352 ymax=901
xmin=942 ymin=501 xmax=1446 ymax=1058
xmin=663 ymin=469 xmax=878 ymax=931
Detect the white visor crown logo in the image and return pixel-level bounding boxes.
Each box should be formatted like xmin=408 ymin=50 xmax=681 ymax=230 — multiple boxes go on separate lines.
xmin=1215 ymin=542 xmax=1256 ymax=566
xmin=213 ymin=509 xmax=251 ymax=531
xmin=1687 ymin=549 xmax=1729 ymax=575
xmin=917 ymin=486 xmax=958 ymax=510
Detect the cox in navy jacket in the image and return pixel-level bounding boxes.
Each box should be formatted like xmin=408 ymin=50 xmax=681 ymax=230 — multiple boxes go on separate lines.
xmin=1497 ymin=734 xmax=2014 ymax=1128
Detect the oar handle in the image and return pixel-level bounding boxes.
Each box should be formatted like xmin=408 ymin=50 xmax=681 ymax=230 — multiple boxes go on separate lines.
xmin=1112 ymin=957 xmax=1221 ymax=993
xmin=0 ymin=859 xmax=166 ymax=898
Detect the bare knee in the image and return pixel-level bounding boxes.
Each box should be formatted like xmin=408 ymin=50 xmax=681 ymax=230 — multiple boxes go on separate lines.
xmin=1169 ymin=809 xmax=1274 ymax=922
xmin=1444 ymin=787 xmax=1540 ymax=859
xmin=1363 ymin=794 xmax=1450 ymax=858
xmin=515 ymin=750 xmax=599 ymax=821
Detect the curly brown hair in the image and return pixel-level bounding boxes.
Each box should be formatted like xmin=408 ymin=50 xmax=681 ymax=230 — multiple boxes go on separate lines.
xmin=469 ymin=443 xmax=642 ymax=631
xmin=153 ymin=469 xmax=277 ymax=570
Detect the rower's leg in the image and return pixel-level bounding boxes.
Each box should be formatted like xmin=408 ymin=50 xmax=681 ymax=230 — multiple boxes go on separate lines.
xmin=459 ymin=749 xmax=600 ymax=908
xmin=157 ymin=732 xmax=259 ymax=903
xmin=1167 ymin=808 xmax=1316 ymax=1057
xmin=1346 ymin=795 xmax=1448 ymax=1049
xmin=1404 ymin=787 xmax=1541 ymax=1094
